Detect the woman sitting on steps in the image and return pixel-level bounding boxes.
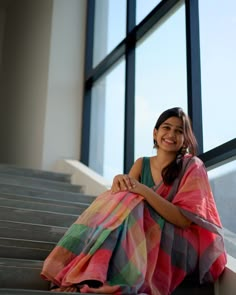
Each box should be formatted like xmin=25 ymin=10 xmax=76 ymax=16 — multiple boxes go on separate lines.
xmin=41 ymin=107 xmax=227 ymax=294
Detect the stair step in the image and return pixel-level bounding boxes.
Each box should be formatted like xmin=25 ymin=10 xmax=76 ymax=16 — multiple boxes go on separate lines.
xmin=0 ymin=255 xmax=214 ymax=294
xmin=0 ymin=238 xmax=54 ymax=260
xmin=0 ymin=194 xmax=89 ymax=215
xmin=0 ymin=166 xmax=107 ymax=295
xmin=0 ymin=220 xmax=67 ymax=243
xmin=0 ymin=259 xmax=98 ymax=294
xmin=0 ymin=164 xmax=71 ymax=183
xmin=0 ymin=285 xmax=214 ymax=295
xmin=0 ymin=206 xmax=78 ymax=227
xmin=0 ymin=258 xmax=49 ymax=290
xmin=0 ymin=289 xmax=83 ymax=294
xmin=0 ymin=174 xmax=82 ymax=193
xmin=0 ymin=184 xmax=96 ymax=203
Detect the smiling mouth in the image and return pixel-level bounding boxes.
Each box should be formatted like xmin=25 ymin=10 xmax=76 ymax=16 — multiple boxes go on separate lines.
xmin=163 ymin=138 xmax=176 ymax=144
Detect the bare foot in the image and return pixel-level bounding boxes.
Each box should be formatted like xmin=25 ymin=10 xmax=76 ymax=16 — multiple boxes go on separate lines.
xmin=80 ymin=284 xmax=120 ymax=294
xmin=50 ymin=286 xmax=78 ymax=292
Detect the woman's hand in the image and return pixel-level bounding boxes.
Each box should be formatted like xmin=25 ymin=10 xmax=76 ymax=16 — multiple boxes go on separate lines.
xmin=127 ymin=178 xmax=145 ymax=195
xmin=111 ymin=174 xmax=145 ymax=195
xmin=111 ymin=174 xmax=136 ymax=193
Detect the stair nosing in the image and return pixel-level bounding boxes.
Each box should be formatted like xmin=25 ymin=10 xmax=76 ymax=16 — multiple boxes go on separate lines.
xmin=0 ymin=219 xmax=69 ymax=229
xmin=0 ymin=204 xmax=80 ymax=216
xmin=0 ymin=193 xmax=91 ymax=206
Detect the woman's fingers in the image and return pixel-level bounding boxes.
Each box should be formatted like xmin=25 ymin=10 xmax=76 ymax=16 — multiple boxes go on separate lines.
xmin=111 ymin=174 xmax=136 ymax=194
xmin=112 ymin=175 xmax=126 ymax=193
xmin=122 ymin=175 xmax=133 ymax=189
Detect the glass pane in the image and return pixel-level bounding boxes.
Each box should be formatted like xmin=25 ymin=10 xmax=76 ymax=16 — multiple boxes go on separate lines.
xmin=135 ymin=4 xmax=187 ymax=159
xmin=136 ymin=0 xmax=162 ymax=24
xmin=208 ymin=159 xmax=236 ymax=258
xmin=89 ymin=59 xmax=125 ymax=182
xmin=199 ymin=0 xmax=236 ymax=151
xmin=93 ymin=0 xmax=126 ymax=67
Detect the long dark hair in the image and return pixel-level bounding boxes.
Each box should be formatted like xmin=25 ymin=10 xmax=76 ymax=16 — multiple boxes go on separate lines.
xmin=154 ymin=107 xmax=198 ymax=185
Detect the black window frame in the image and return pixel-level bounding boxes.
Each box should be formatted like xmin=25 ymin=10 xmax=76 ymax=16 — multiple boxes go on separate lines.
xmin=81 ymin=0 xmax=236 ymax=172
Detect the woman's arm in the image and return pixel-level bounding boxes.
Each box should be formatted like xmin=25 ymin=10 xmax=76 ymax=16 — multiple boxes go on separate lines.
xmin=111 ymin=157 xmax=190 ymax=228
xmin=126 ymin=178 xmax=191 ymax=229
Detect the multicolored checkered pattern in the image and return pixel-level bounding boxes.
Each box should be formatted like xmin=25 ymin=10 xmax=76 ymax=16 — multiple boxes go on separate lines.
xmin=41 ymin=156 xmax=227 ymax=295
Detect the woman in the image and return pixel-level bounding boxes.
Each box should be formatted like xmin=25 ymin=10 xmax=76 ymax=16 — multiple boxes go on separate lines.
xmin=41 ymin=107 xmax=227 ymax=295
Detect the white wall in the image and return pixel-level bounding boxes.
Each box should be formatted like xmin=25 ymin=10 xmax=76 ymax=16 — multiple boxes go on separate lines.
xmin=0 ymin=0 xmax=86 ymax=170
xmin=0 ymin=8 xmax=6 ymax=68
xmin=42 ymin=0 xmax=86 ymax=170
xmin=0 ymin=7 xmax=6 ymax=158
xmin=0 ymin=0 xmax=53 ymax=168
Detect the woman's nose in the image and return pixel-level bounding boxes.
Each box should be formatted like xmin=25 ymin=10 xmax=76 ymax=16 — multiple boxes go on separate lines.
xmin=167 ymin=129 xmax=176 ymax=138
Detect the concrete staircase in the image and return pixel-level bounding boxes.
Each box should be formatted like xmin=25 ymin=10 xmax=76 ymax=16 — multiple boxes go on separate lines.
xmin=0 ymin=164 xmax=214 ymax=295
xmin=0 ymin=164 xmax=95 ymax=294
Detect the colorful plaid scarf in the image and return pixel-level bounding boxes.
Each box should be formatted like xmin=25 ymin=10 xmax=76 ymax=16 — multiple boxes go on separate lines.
xmin=41 ymin=156 xmax=226 ymax=295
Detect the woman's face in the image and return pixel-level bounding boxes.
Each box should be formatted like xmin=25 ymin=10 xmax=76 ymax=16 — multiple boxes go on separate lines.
xmin=154 ymin=116 xmax=185 ymax=154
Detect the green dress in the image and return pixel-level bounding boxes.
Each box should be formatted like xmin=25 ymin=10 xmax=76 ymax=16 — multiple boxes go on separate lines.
xmin=140 ymin=157 xmax=155 ymax=187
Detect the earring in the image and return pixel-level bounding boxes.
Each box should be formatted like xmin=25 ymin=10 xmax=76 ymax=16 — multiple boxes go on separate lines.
xmin=153 ymin=139 xmax=158 ymax=148
xmin=180 ymin=145 xmax=187 ymax=155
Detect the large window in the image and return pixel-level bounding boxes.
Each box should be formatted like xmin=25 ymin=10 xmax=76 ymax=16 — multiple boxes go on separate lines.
xmin=83 ymin=0 xmax=236 ymax=257
xmin=93 ymin=0 xmax=126 ymax=67
xmin=199 ymin=0 xmax=236 ymax=152
xmin=135 ymin=4 xmax=187 ymax=159
xmin=89 ymin=59 xmax=125 ymax=181
xmin=136 ymin=0 xmax=162 ymax=24
xmin=198 ymin=0 xmax=236 ymax=257
xmin=208 ymin=159 xmax=236 ymax=258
